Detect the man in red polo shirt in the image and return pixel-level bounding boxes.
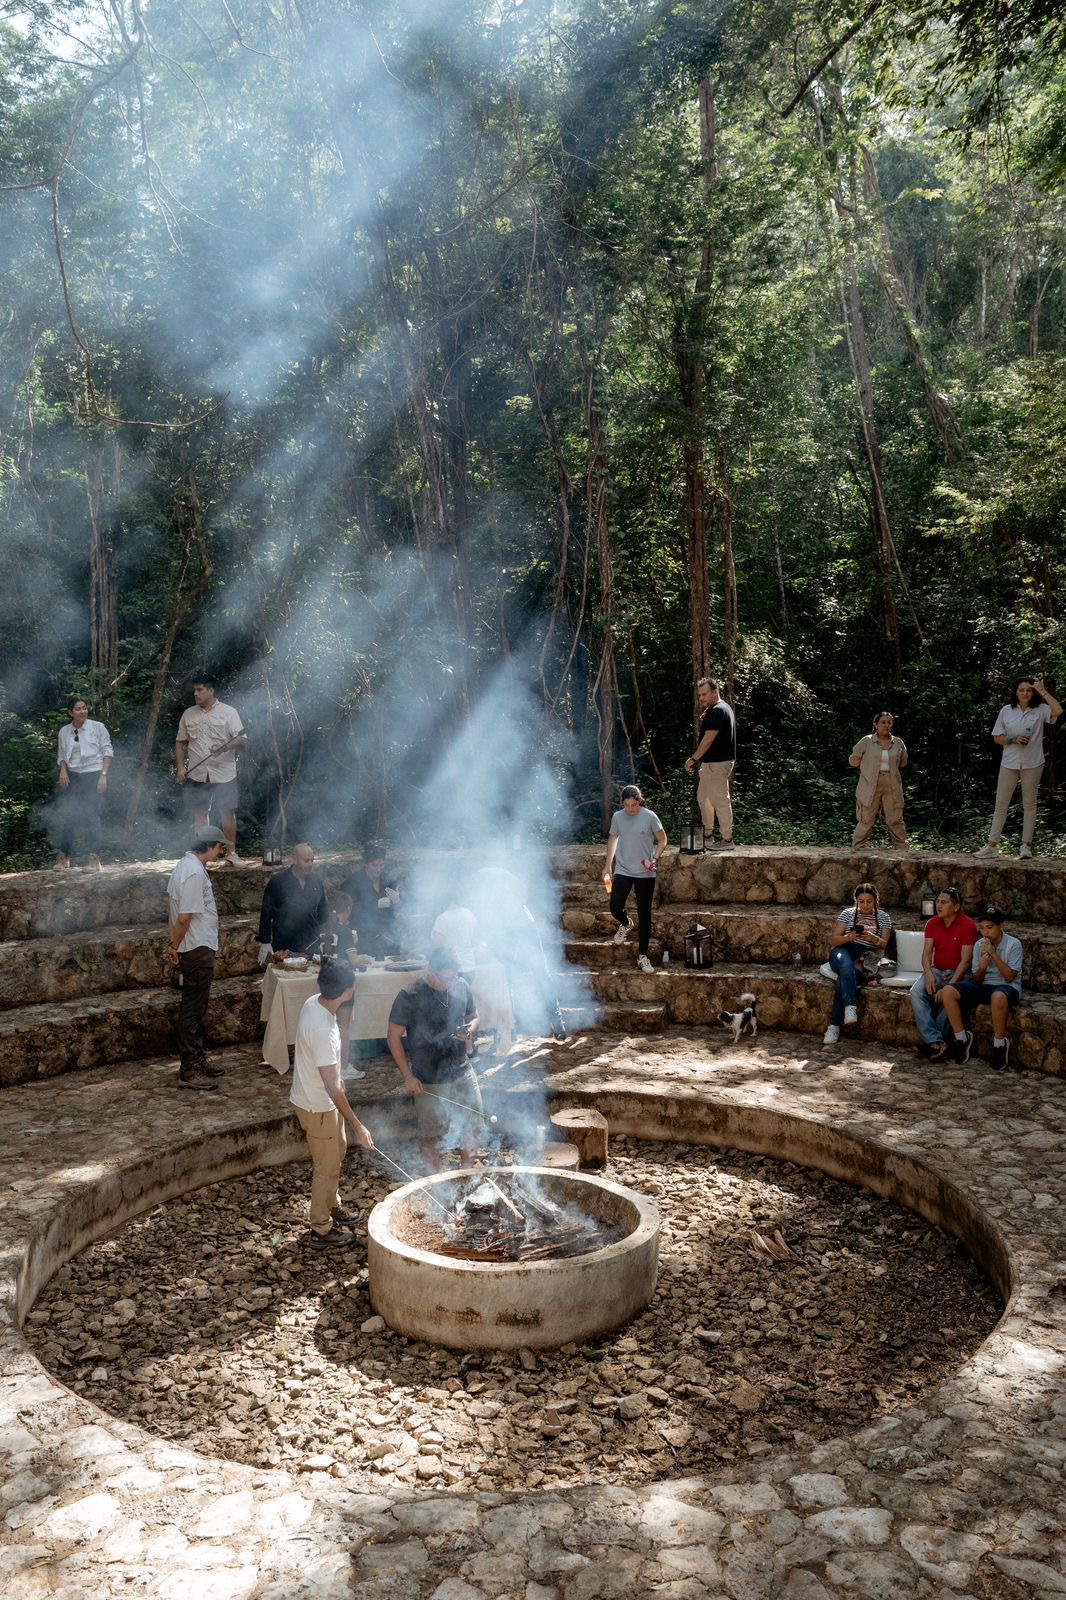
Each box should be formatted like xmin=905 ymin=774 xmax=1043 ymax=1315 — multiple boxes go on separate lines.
xmin=910 ymin=887 xmax=978 ymax=1061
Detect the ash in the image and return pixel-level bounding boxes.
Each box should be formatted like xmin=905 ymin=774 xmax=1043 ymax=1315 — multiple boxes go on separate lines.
xmin=28 ymin=1140 xmax=999 ymax=1494
xmin=398 ymin=1172 xmax=627 ymax=1261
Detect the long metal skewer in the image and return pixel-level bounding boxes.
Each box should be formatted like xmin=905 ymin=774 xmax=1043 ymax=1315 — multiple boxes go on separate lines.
xmin=421 ymin=1089 xmax=498 ymax=1126
xmin=372 ymin=1146 xmax=455 ymax=1219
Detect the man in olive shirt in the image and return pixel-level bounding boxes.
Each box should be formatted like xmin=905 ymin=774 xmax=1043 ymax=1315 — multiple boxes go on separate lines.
xmin=684 ymin=676 xmax=737 ymax=848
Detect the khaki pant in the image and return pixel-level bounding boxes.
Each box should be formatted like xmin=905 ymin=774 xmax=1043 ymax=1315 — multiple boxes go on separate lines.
xmin=989 ymin=762 xmax=1043 ymax=845
xmin=853 ymin=772 xmax=908 ymax=847
xmin=294 ymin=1105 xmax=348 ymax=1234
xmin=697 ymin=761 xmax=734 ymax=839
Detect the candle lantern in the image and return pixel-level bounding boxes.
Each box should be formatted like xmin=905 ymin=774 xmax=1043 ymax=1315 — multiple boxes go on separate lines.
xmin=920 ymin=881 xmax=936 ymax=919
xmin=684 ymin=923 xmax=713 ymax=969
xmin=263 ymin=845 xmax=283 ymax=866
xmin=680 ymin=817 xmax=706 ymax=856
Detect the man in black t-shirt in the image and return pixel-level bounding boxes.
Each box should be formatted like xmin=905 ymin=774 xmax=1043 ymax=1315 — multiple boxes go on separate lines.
xmin=684 ymin=677 xmax=737 ymax=848
xmin=387 ymin=947 xmax=482 ymax=1169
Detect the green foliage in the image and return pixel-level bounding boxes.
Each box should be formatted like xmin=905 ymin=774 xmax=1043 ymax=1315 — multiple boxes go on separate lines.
xmin=0 ymin=2 xmax=1064 ymax=862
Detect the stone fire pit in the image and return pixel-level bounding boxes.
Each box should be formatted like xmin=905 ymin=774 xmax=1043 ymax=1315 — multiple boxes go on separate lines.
xmin=367 ymin=1166 xmax=660 ymax=1350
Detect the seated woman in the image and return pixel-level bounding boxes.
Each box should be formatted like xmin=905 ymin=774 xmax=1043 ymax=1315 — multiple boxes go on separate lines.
xmin=823 ymin=882 xmax=892 ymax=1046
xmin=938 ymin=904 xmax=1022 ymax=1070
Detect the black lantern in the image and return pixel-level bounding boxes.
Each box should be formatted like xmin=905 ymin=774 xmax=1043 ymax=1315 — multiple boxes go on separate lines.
xmin=684 ymin=923 xmax=713 ymax=969
xmin=263 ymin=845 xmax=282 ymax=866
xmin=681 ymin=817 xmax=706 ymax=856
xmin=920 ymin=880 xmax=936 ymax=918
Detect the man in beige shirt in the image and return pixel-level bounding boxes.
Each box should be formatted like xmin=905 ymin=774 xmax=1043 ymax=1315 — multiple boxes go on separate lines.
xmin=176 ymin=675 xmax=247 ymax=863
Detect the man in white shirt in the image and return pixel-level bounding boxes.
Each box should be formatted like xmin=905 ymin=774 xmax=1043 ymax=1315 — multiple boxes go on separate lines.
xmin=176 ymin=675 xmax=247 ymax=863
xmin=292 ymin=960 xmax=375 ymax=1251
xmin=166 ymin=826 xmax=227 ymax=1090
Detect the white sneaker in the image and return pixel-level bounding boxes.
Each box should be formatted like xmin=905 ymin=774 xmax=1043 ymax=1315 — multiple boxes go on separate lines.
xmin=228 ymin=852 xmax=247 ymax=866
xmin=613 ymin=921 xmax=631 ymax=945
xmin=844 ymin=1005 xmax=859 ymax=1025
xmin=1018 ymin=844 xmax=1033 ymax=859
xmin=823 ymin=1025 xmax=840 ymax=1045
xmin=345 ymin=1068 xmax=367 ymax=1081
xmin=636 ymin=954 xmax=654 ymax=973
xmin=975 ymin=843 xmax=998 ymax=858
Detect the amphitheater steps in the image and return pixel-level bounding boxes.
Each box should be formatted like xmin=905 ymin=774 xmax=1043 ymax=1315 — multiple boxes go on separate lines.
xmin=0 ymin=976 xmax=264 ymax=1088
xmin=577 ymin=961 xmax=1065 ymax=1073
xmin=562 ymin=912 xmax=1066 ymax=993
xmin=0 ymin=916 xmax=260 ymax=1009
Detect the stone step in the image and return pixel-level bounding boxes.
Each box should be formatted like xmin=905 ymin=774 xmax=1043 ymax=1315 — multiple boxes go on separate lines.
xmin=562 ymin=909 xmax=1066 ymax=994
xmin=563 ymin=1000 xmax=667 ymax=1034
xmin=561 ymin=844 xmax=1066 ymax=921
xmin=581 ymin=962 xmax=1065 ymax=1074
xmin=0 ymin=858 xmax=350 ymax=940
xmin=0 ymin=916 xmax=261 ymax=1009
xmin=0 ymin=975 xmax=264 ymax=1088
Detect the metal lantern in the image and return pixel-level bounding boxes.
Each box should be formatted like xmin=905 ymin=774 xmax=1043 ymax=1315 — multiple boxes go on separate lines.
xmin=263 ymin=845 xmax=282 ymax=866
xmin=680 ymin=817 xmax=706 ymax=856
xmin=920 ymin=880 xmax=936 ymax=918
xmin=684 ymin=923 xmax=713 ymax=969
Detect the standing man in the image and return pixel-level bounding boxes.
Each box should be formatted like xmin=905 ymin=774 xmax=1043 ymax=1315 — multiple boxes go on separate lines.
xmin=257 ymin=842 xmax=329 ymax=961
xmin=387 ymin=947 xmax=482 ymax=1171
xmin=291 ymin=959 xmax=375 ymax=1251
xmin=684 ymin=677 xmax=736 ymax=849
xmin=166 ymin=826 xmax=227 ymax=1091
xmin=176 ymin=675 xmax=247 ymax=864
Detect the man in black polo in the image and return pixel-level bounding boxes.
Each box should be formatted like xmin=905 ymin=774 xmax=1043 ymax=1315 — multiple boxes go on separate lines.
xmin=684 ymin=676 xmax=737 ymax=849
xmin=257 ymin=842 xmax=329 ymax=961
xmin=387 ymin=947 xmax=481 ymax=1171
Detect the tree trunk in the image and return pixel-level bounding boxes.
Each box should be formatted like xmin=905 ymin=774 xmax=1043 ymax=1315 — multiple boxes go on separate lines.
xmin=860 ymin=147 xmax=964 ymax=462
xmin=125 ymin=472 xmax=214 ymax=832
xmin=86 ymin=441 xmax=120 ymax=676
xmin=823 ymin=85 xmax=903 ymax=683
xmin=582 ymin=340 xmax=618 ymax=833
xmin=716 ymin=440 xmax=738 ymax=706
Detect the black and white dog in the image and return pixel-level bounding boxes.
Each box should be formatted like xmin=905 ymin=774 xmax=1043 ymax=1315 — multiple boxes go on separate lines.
xmin=717 ymin=991 xmax=758 ymax=1042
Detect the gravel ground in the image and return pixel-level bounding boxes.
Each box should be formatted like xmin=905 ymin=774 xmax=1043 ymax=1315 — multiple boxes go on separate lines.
xmin=27 ymin=1139 xmax=999 ymax=1494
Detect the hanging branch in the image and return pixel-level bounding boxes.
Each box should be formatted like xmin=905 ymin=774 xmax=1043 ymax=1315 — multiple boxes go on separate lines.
xmin=779 ymin=1 xmax=885 ymax=118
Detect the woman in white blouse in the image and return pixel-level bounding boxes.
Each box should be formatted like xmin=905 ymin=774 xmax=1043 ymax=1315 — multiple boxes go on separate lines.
xmin=976 ymin=677 xmax=1062 ymax=860
xmin=55 ymin=697 xmax=114 ymax=869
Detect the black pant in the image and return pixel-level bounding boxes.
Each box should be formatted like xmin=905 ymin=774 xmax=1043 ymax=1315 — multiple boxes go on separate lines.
xmin=610 ymin=875 xmax=656 ymax=955
xmin=176 ymin=946 xmax=216 ymax=1072
xmin=57 ymin=770 xmax=104 ymax=860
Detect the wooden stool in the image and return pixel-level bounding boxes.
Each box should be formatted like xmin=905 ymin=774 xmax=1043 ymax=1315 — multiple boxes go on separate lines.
xmin=550 ymin=1108 xmax=608 ymax=1169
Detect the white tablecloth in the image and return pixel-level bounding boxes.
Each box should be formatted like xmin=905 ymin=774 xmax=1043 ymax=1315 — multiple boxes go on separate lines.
xmin=260 ymin=961 xmax=514 ymax=1075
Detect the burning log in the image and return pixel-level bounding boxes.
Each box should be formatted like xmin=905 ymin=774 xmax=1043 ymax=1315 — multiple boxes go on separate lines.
xmin=550 ymin=1108 xmax=608 ymax=1168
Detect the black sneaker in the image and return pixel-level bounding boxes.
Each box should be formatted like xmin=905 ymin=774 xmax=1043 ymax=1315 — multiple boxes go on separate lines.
xmin=178 ymin=1068 xmax=218 ymax=1092
xmin=990 ymin=1039 xmax=1009 ymax=1072
xmin=306 ymin=1229 xmax=357 ymax=1251
xmin=197 ymin=1060 xmax=225 ymax=1078
xmin=952 ymin=1031 xmax=973 ymax=1066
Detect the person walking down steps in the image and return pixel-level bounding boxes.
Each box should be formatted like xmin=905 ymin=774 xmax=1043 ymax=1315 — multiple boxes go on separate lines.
xmin=604 ymin=785 xmax=667 ymax=973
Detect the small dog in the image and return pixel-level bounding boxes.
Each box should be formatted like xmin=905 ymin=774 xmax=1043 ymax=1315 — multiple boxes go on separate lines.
xmin=717 ymin=991 xmax=758 ymax=1042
